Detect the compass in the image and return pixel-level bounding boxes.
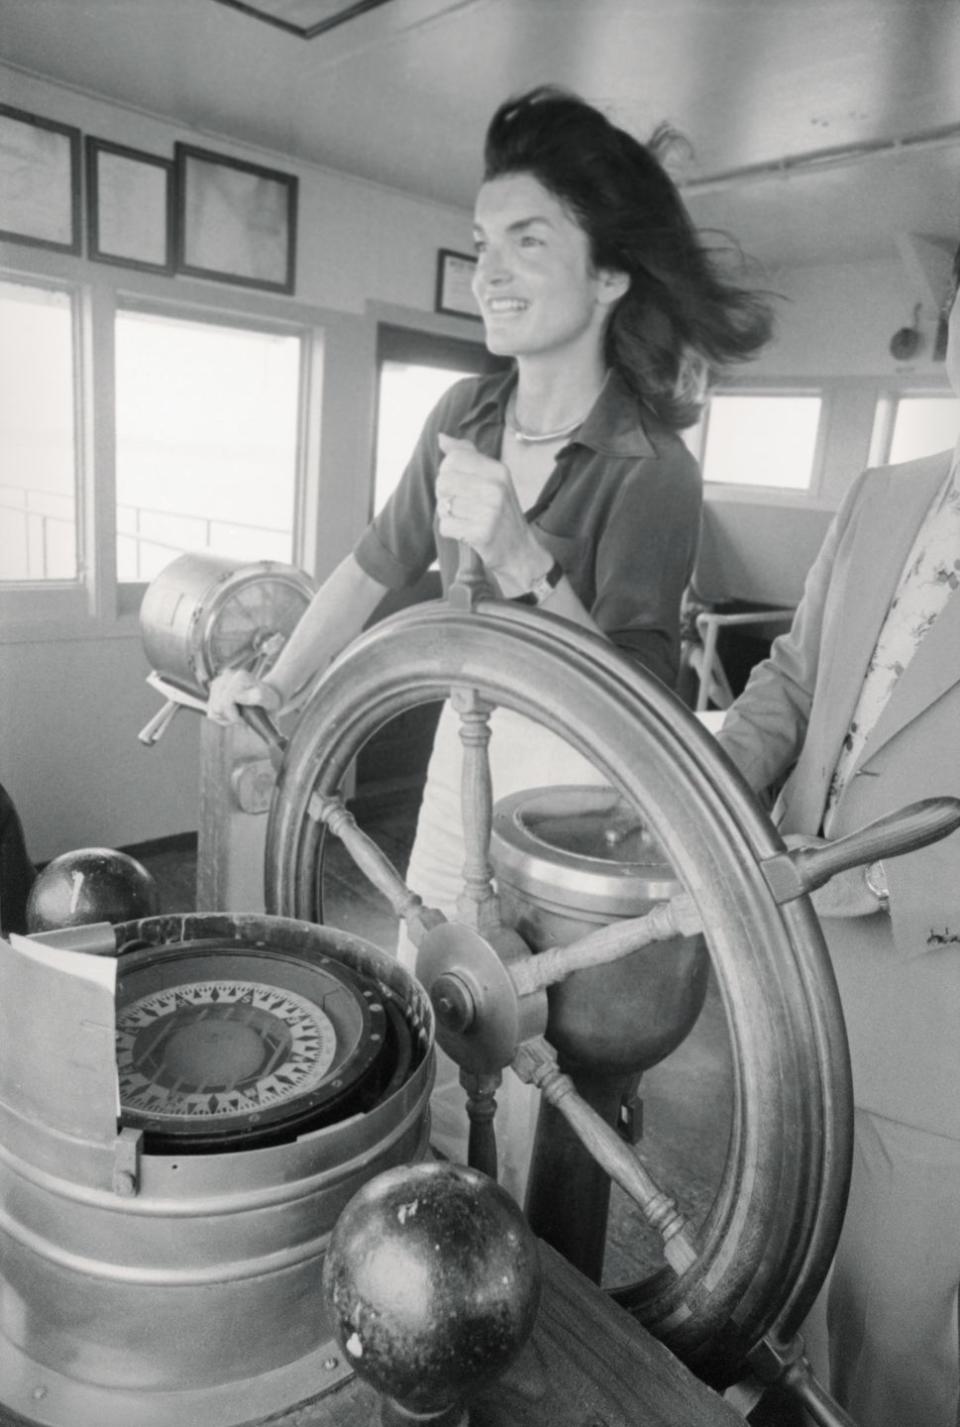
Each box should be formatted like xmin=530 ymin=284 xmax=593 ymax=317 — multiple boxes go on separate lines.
xmin=115 ymin=938 xmax=402 ymax=1151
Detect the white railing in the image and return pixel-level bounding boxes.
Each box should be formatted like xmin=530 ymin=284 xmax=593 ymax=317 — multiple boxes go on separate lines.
xmin=0 ymin=484 xmax=75 ymax=581
xmin=0 ymin=484 xmax=291 ymax=582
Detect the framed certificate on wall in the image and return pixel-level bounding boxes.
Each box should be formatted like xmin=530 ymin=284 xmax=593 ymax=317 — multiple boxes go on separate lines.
xmin=86 ymin=138 xmax=174 ymax=273
xmin=435 ymin=248 xmax=481 ymax=320
xmin=0 ymin=105 xmax=81 ymax=253
xmin=174 ymin=143 xmax=298 ymax=294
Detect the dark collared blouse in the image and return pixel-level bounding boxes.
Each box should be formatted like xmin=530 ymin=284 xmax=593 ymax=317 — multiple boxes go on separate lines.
xmin=353 ymin=368 xmax=702 ymax=688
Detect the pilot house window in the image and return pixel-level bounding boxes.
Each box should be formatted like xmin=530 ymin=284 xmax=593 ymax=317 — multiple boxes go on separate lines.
xmin=700 ymin=393 xmax=823 ymax=492
xmin=886 ymin=395 xmax=959 ymax=465
xmin=114 ymin=308 xmax=302 ymax=582
xmin=0 ymin=278 xmax=78 ymax=583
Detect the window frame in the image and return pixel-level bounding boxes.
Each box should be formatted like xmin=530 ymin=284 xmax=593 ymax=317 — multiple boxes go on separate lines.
xmin=696 ymin=382 xmax=830 ymax=504
xmin=372 ymin=320 xmax=500 ymax=520
xmin=0 ymin=243 xmax=325 ymax=642
xmin=112 ymin=295 xmax=317 ymax=611
xmin=868 ymin=381 xmax=955 ymax=468
xmin=0 ymin=266 xmax=88 ymax=622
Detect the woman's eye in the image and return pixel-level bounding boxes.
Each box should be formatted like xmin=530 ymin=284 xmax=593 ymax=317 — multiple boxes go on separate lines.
xmin=519 ymin=235 xmax=543 ymax=248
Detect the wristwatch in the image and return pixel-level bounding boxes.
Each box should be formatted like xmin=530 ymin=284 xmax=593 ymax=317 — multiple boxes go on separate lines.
xmin=864 ymin=859 xmax=889 ymax=908
xmin=516 ymin=558 xmax=563 ymax=608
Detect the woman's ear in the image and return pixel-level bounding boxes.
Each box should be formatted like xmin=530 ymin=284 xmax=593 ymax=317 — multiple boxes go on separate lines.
xmin=597 ymin=268 xmax=630 ymax=307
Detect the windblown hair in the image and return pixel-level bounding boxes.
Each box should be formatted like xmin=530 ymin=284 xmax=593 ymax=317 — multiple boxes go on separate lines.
xmin=483 ymin=86 xmax=774 ymax=429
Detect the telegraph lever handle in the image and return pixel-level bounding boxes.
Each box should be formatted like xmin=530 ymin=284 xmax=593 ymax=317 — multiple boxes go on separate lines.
xmin=138 ymin=700 xmax=180 ymax=746
xmin=240 ymin=705 xmax=288 ymax=765
xmin=762 ymin=796 xmax=960 ymax=903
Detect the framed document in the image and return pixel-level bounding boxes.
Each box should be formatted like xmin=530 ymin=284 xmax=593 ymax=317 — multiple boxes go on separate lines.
xmin=175 ymin=143 xmax=298 ymax=293
xmin=0 ymin=105 xmax=81 ymax=253
xmin=86 ymin=138 xmax=174 ymax=273
xmin=435 ymin=248 xmax=481 ymax=320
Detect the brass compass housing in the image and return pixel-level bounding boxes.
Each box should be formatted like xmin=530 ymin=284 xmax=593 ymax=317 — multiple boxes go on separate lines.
xmin=115 ymin=939 xmax=394 ymax=1151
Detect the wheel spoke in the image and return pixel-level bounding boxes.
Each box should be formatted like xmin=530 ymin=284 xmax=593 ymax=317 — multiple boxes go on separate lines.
xmin=306 ymin=792 xmax=445 ymax=947
xmin=513 ymin=1037 xmax=698 ymax=1275
xmin=460 ymin=1069 xmax=501 ymax=1180
xmin=509 ymin=893 xmax=702 ymax=998
xmin=450 ymin=683 xmax=499 ymax=935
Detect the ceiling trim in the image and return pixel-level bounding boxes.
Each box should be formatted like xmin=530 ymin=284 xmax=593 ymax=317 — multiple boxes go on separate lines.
xmin=681 ymin=121 xmax=960 ymax=195
xmin=212 ymin=0 xmax=397 ymax=40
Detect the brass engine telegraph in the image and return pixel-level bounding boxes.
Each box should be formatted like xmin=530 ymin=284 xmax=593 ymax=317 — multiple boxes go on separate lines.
xmin=138 ymin=551 xmax=315 ymax=755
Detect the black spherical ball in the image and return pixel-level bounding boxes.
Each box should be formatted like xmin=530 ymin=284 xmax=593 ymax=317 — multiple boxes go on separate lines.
xmin=26 ymin=847 xmax=160 ymax=933
xmin=322 ymin=1161 xmax=541 ymax=1416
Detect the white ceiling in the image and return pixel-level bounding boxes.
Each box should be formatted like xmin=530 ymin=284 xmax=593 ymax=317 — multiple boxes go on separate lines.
xmin=2 ymin=0 xmax=960 ymax=271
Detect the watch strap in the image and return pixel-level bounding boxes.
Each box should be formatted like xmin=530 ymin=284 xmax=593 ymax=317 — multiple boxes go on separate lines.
xmin=515 ymin=558 xmax=563 ymax=607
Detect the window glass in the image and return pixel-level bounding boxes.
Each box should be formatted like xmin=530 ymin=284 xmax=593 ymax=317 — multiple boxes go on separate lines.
xmin=0 ymin=280 xmax=77 ymax=582
xmin=373 ymin=361 xmax=475 ymax=513
xmin=887 ymin=395 xmax=959 ymax=465
xmin=702 ymin=394 xmax=822 ymax=490
xmin=115 ymin=309 xmax=301 ymax=581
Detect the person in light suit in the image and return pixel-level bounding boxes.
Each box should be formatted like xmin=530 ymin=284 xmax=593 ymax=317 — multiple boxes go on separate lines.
xmin=717 ymin=246 xmax=960 ymax=1427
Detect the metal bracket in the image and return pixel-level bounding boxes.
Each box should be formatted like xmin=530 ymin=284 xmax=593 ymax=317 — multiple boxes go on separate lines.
xmin=618 ymin=1089 xmax=644 ymax=1144
xmin=112 ymin=1126 xmax=143 ymax=1198
xmin=230 ymin=757 xmax=276 ymax=814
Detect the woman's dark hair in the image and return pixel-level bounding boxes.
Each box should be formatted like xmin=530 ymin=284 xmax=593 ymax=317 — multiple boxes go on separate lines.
xmin=483 ymin=86 xmax=774 ymax=429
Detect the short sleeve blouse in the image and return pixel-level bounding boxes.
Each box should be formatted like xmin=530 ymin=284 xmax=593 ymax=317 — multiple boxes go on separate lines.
xmin=354 ymin=368 xmax=702 ymax=689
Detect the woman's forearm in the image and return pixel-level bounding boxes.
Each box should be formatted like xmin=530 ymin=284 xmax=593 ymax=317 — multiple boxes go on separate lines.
xmin=264 ymin=554 xmax=387 ymax=706
xmin=535 ymin=576 xmax=605 ymax=638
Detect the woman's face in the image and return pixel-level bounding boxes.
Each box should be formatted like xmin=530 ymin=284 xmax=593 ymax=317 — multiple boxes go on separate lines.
xmin=471 ymin=172 xmax=626 ymax=365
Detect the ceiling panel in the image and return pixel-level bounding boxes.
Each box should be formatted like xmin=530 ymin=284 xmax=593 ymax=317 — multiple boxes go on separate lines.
xmin=1 ymin=0 xmax=958 ymax=268
xmin=213 ymin=0 xmax=397 ymax=40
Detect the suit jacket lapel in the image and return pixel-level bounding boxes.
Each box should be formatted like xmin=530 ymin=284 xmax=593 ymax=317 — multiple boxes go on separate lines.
xmin=800 ymin=454 xmax=950 ymax=825
xmin=818 ymin=465 xmax=936 ymax=743
xmin=844 ymin=452 xmax=956 ymax=769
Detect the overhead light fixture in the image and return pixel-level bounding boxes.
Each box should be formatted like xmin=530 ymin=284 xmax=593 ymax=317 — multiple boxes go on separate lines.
xmin=212 ymin=0 xmax=396 ymax=40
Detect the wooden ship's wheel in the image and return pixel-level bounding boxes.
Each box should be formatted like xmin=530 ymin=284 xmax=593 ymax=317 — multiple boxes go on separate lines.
xmin=2 ymin=560 xmax=955 ymax=1427
xmin=264 ymin=568 xmax=960 ymax=1424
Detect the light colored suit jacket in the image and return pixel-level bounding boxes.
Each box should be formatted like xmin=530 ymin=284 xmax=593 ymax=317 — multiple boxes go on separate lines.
xmin=719 ymin=450 xmax=960 ymax=1137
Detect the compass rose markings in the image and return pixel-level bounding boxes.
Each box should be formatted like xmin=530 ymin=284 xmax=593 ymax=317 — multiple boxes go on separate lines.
xmin=116 ymin=977 xmax=345 ymax=1123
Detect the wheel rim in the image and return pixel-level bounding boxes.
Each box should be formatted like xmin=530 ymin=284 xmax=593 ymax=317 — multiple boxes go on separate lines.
xmin=264 ymin=599 xmax=852 ymax=1385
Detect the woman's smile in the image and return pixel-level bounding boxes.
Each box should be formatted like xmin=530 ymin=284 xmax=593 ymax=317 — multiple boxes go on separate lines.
xmin=483 ymin=296 xmax=530 ymax=316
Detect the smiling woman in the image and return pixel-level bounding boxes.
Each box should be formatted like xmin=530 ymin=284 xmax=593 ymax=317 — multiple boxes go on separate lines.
xmin=207 ymin=84 xmax=774 ymax=1197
